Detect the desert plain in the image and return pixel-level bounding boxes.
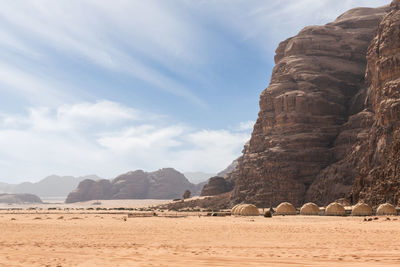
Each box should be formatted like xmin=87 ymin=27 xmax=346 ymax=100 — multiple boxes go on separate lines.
xmin=0 ymin=202 xmax=400 ymax=267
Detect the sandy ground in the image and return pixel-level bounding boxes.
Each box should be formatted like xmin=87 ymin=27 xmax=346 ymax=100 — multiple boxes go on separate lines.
xmin=0 ymin=199 xmax=172 ymax=210
xmin=0 ymin=213 xmax=399 ymax=267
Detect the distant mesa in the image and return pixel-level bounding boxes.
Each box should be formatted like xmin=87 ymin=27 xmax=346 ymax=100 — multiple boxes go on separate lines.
xmin=0 ymin=193 xmax=42 ymax=204
xmin=65 ymin=168 xmax=205 ymax=203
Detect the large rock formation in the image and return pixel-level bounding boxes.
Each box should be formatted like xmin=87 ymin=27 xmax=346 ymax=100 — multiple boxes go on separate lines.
xmin=200 ymin=176 xmax=233 ymax=196
xmin=351 ymin=0 xmax=400 ymax=206
xmin=65 ymin=168 xmax=203 ymax=203
xmin=230 ymin=4 xmax=391 ymax=207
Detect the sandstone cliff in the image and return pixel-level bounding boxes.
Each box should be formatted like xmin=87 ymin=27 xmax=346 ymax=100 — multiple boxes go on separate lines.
xmin=230 ymin=4 xmax=392 ymax=207
xmin=351 ymin=0 xmax=400 ymax=206
xmin=65 ymin=168 xmax=203 ymax=203
xmin=200 ymin=176 xmax=233 ymax=196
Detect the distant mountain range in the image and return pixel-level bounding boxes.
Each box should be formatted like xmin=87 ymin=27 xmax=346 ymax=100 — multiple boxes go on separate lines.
xmin=0 ymin=170 xmax=213 ymax=202
xmin=0 ymin=175 xmax=100 ymax=198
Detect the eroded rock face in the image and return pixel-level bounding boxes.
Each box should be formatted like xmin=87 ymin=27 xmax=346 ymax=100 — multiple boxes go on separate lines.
xmin=200 ymin=177 xmax=233 ymax=196
xmin=231 ymin=5 xmax=389 ymax=207
xmin=65 ymin=168 xmax=200 ymax=203
xmin=351 ymin=0 xmax=400 ymax=206
xmin=65 ymin=179 xmax=113 ymax=203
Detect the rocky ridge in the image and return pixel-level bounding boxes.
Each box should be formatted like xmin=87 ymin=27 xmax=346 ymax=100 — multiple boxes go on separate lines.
xmin=65 ymin=168 xmax=204 ymax=203
xmin=200 ymin=176 xmax=233 ymax=196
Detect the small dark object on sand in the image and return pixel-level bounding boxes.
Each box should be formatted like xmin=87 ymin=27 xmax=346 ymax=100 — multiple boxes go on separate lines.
xmin=367 ymin=218 xmax=373 ymax=221
xmin=374 ymin=217 xmax=379 ymax=220
xmin=264 ymin=211 xmax=272 ymax=218
xmin=386 ymin=217 xmax=391 ymax=221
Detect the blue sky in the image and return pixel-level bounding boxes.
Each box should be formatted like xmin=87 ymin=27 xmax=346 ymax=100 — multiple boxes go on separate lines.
xmin=0 ymin=0 xmax=389 ymax=182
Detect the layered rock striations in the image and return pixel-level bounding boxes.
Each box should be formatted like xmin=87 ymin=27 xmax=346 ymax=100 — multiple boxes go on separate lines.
xmin=200 ymin=176 xmax=233 ymax=196
xmin=230 ymin=5 xmax=390 ymax=207
xmin=351 ymin=0 xmax=400 ymax=205
xmin=65 ymin=168 xmax=203 ymax=203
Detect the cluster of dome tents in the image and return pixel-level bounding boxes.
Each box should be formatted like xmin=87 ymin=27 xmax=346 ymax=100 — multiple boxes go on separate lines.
xmin=231 ymin=202 xmax=398 ymax=216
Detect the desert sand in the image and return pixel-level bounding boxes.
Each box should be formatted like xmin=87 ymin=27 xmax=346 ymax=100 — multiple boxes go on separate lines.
xmin=0 ymin=210 xmax=400 ymax=266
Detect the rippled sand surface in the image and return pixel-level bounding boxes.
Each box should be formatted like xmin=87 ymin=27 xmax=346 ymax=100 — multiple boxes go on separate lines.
xmin=0 ymin=214 xmax=399 ymax=266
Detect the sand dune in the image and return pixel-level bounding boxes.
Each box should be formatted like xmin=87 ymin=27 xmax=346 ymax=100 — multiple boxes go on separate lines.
xmin=1 ymin=213 xmax=400 ymax=266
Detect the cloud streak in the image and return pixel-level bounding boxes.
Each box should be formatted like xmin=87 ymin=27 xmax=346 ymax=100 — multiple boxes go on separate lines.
xmin=0 ymin=101 xmax=250 ymax=182
xmin=0 ymin=0 xmax=208 ymax=107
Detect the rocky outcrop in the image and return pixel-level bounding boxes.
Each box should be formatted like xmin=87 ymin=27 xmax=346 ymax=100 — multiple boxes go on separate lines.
xmin=200 ymin=176 xmax=233 ymax=196
xmin=0 ymin=193 xmax=42 ymax=204
xmin=66 ymin=179 xmax=113 ymax=203
xmin=351 ymin=0 xmax=400 ymax=206
xmin=230 ymin=5 xmax=390 ymax=207
xmin=65 ymin=168 xmax=202 ymax=203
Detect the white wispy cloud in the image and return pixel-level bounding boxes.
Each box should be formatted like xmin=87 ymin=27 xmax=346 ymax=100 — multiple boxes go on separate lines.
xmin=237 ymin=121 xmax=255 ymax=131
xmin=186 ymin=0 xmax=389 ymax=54
xmin=0 ymin=0 xmax=208 ymax=107
xmin=0 ymin=0 xmax=388 ymax=108
xmin=0 ymin=62 xmax=73 ymax=106
xmin=0 ymin=101 xmax=250 ymax=182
